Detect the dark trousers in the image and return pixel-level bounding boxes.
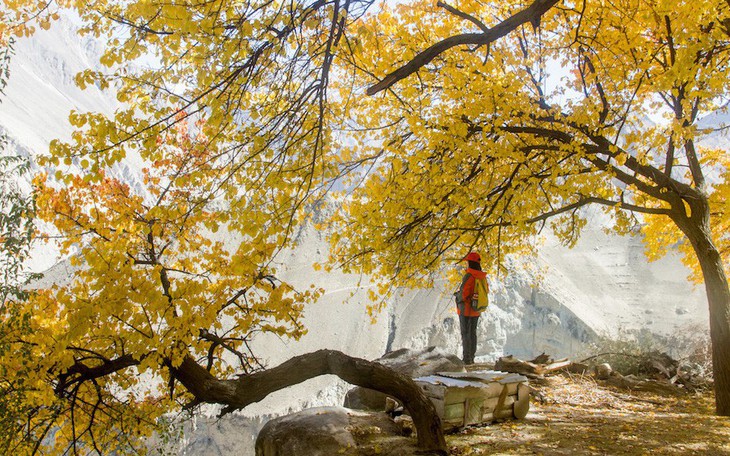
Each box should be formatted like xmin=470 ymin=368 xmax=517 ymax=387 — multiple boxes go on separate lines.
xmin=459 ymin=315 xmax=479 ymax=364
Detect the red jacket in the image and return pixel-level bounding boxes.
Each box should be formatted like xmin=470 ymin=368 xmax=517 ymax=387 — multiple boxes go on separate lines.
xmin=459 ymin=268 xmax=487 ymax=317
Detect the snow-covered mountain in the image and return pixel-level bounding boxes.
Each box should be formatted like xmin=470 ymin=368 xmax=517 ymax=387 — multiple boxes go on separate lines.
xmin=2 ymin=16 xmax=711 ymax=455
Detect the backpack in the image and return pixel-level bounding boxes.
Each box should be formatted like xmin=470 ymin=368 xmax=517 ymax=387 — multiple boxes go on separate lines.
xmin=454 ymin=273 xmax=489 ymax=313
xmin=471 ymin=276 xmax=489 ymax=312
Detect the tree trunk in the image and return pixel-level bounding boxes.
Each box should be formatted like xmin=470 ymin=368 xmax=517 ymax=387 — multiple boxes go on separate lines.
xmin=169 ymin=349 xmax=447 ymax=454
xmin=678 ymin=207 xmax=730 ymax=416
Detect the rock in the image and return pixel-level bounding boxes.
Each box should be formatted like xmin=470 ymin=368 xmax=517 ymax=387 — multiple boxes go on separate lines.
xmin=344 ymin=386 xmax=392 ymax=411
xmin=378 ymin=346 xmax=465 ymax=377
xmin=255 ymin=406 xmax=418 ymax=456
xmin=343 ymin=347 xmax=464 ymax=411
xmin=594 ymin=363 xmax=613 ymax=380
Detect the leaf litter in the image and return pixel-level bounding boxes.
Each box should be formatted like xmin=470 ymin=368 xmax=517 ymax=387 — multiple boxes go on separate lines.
xmin=448 ymin=373 xmax=730 ymax=455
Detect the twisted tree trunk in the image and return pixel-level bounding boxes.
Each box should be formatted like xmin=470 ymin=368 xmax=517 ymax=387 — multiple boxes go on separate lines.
xmin=169 ymin=349 xmax=447 ymax=453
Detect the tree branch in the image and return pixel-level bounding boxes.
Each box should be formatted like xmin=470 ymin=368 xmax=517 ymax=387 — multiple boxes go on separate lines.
xmin=684 ymin=138 xmax=706 ymax=191
xmin=168 ymin=349 xmax=447 ymax=453
xmin=55 ymin=354 xmax=140 ymax=398
xmin=366 ymin=0 xmax=560 ymax=95
xmin=584 ymin=197 xmax=672 ymax=216
xmin=499 ymin=123 xmax=700 ymax=202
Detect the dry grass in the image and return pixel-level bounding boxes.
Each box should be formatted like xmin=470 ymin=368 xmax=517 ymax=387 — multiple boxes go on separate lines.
xmin=447 ymin=374 xmax=730 ymax=455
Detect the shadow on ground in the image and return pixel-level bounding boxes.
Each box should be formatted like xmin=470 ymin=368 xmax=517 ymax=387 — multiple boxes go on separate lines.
xmin=448 ymin=374 xmax=730 ymax=455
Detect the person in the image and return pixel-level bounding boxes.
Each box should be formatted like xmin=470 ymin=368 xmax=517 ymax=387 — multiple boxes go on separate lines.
xmin=457 ymin=251 xmax=487 ymax=365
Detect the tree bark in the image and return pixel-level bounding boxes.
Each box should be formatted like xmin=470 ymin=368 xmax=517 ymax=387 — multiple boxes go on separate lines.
xmin=685 ymin=231 xmax=730 ymax=415
xmin=674 ymin=199 xmax=730 ymax=416
xmin=169 ymin=349 xmax=447 ymax=454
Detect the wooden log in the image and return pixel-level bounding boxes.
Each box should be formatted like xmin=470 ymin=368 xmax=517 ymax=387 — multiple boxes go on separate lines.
xmin=434 ymin=371 xmax=525 ymax=396
xmin=483 ymin=395 xmax=516 ymax=411
xmin=444 ymin=402 xmax=465 ymax=421
xmin=530 ymin=353 xmax=552 ymax=364
xmin=541 ymin=359 xmax=572 ymax=374
xmin=513 ymin=383 xmax=530 ymax=419
xmin=483 ymin=408 xmax=516 ymax=422
xmin=495 ymin=355 xmax=571 ymax=377
xmin=495 ymin=355 xmax=539 ymax=376
xmin=428 ymin=397 xmax=446 ymax=420
xmin=464 ymin=397 xmax=484 ymax=425
xmin=495 ymin=384 xmax=509 ymax=414
xmin=437 ymin=371 xmax=528 ymax=383
xmin=418 ymin=382 xmax=448 ymax=398
xmin=415 ymin=371 xmax=530 ymax=430
xmin=566 ymin=362 xmax=591 ymax=375
xmin=484 ymin=382 xmax=508 ymax=397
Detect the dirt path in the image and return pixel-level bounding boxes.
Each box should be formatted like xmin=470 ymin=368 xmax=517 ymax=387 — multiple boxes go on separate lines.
xmin=448 ymin=374 xmax=730 ymax=455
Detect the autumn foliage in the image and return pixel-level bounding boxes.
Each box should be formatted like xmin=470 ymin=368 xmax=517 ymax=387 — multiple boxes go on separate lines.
xmin=4 ymin=115 xmax=322 ymax=452
xmin=3 ymin=0 xmax=730 ymax=453
xmin=330 ymin=0 xmax=730 ymax=415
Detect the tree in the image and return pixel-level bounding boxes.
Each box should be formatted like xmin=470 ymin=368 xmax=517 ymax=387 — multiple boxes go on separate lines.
xmin=0 ymin=0 xmax=559 ymax=451
xmin=0 ymin=32 xmax=45 ymax=453
xmin=8 ymin=109 xmax=450 ymax=452
xmin=330 ymin=0 xmax=730 ymax=415
xmin=0 ymin=151 xmax=38 ymax=455
xmin=0 ymin=0 xmax=472 ymax=451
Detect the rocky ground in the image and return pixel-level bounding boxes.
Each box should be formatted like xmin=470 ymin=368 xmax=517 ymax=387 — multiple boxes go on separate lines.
xmin=448 ymin=373 xmax=730 ymax=455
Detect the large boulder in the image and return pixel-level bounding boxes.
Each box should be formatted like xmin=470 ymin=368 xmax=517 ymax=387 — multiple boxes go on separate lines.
xmin=255 ymin=406 xmax=418 ymax=456
xmin=343 ymin=346 xmax=464 ymax=411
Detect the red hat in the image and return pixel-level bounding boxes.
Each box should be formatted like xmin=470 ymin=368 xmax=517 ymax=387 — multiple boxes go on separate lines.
xmin=463 ymin=252 xmax=481 ymax=262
